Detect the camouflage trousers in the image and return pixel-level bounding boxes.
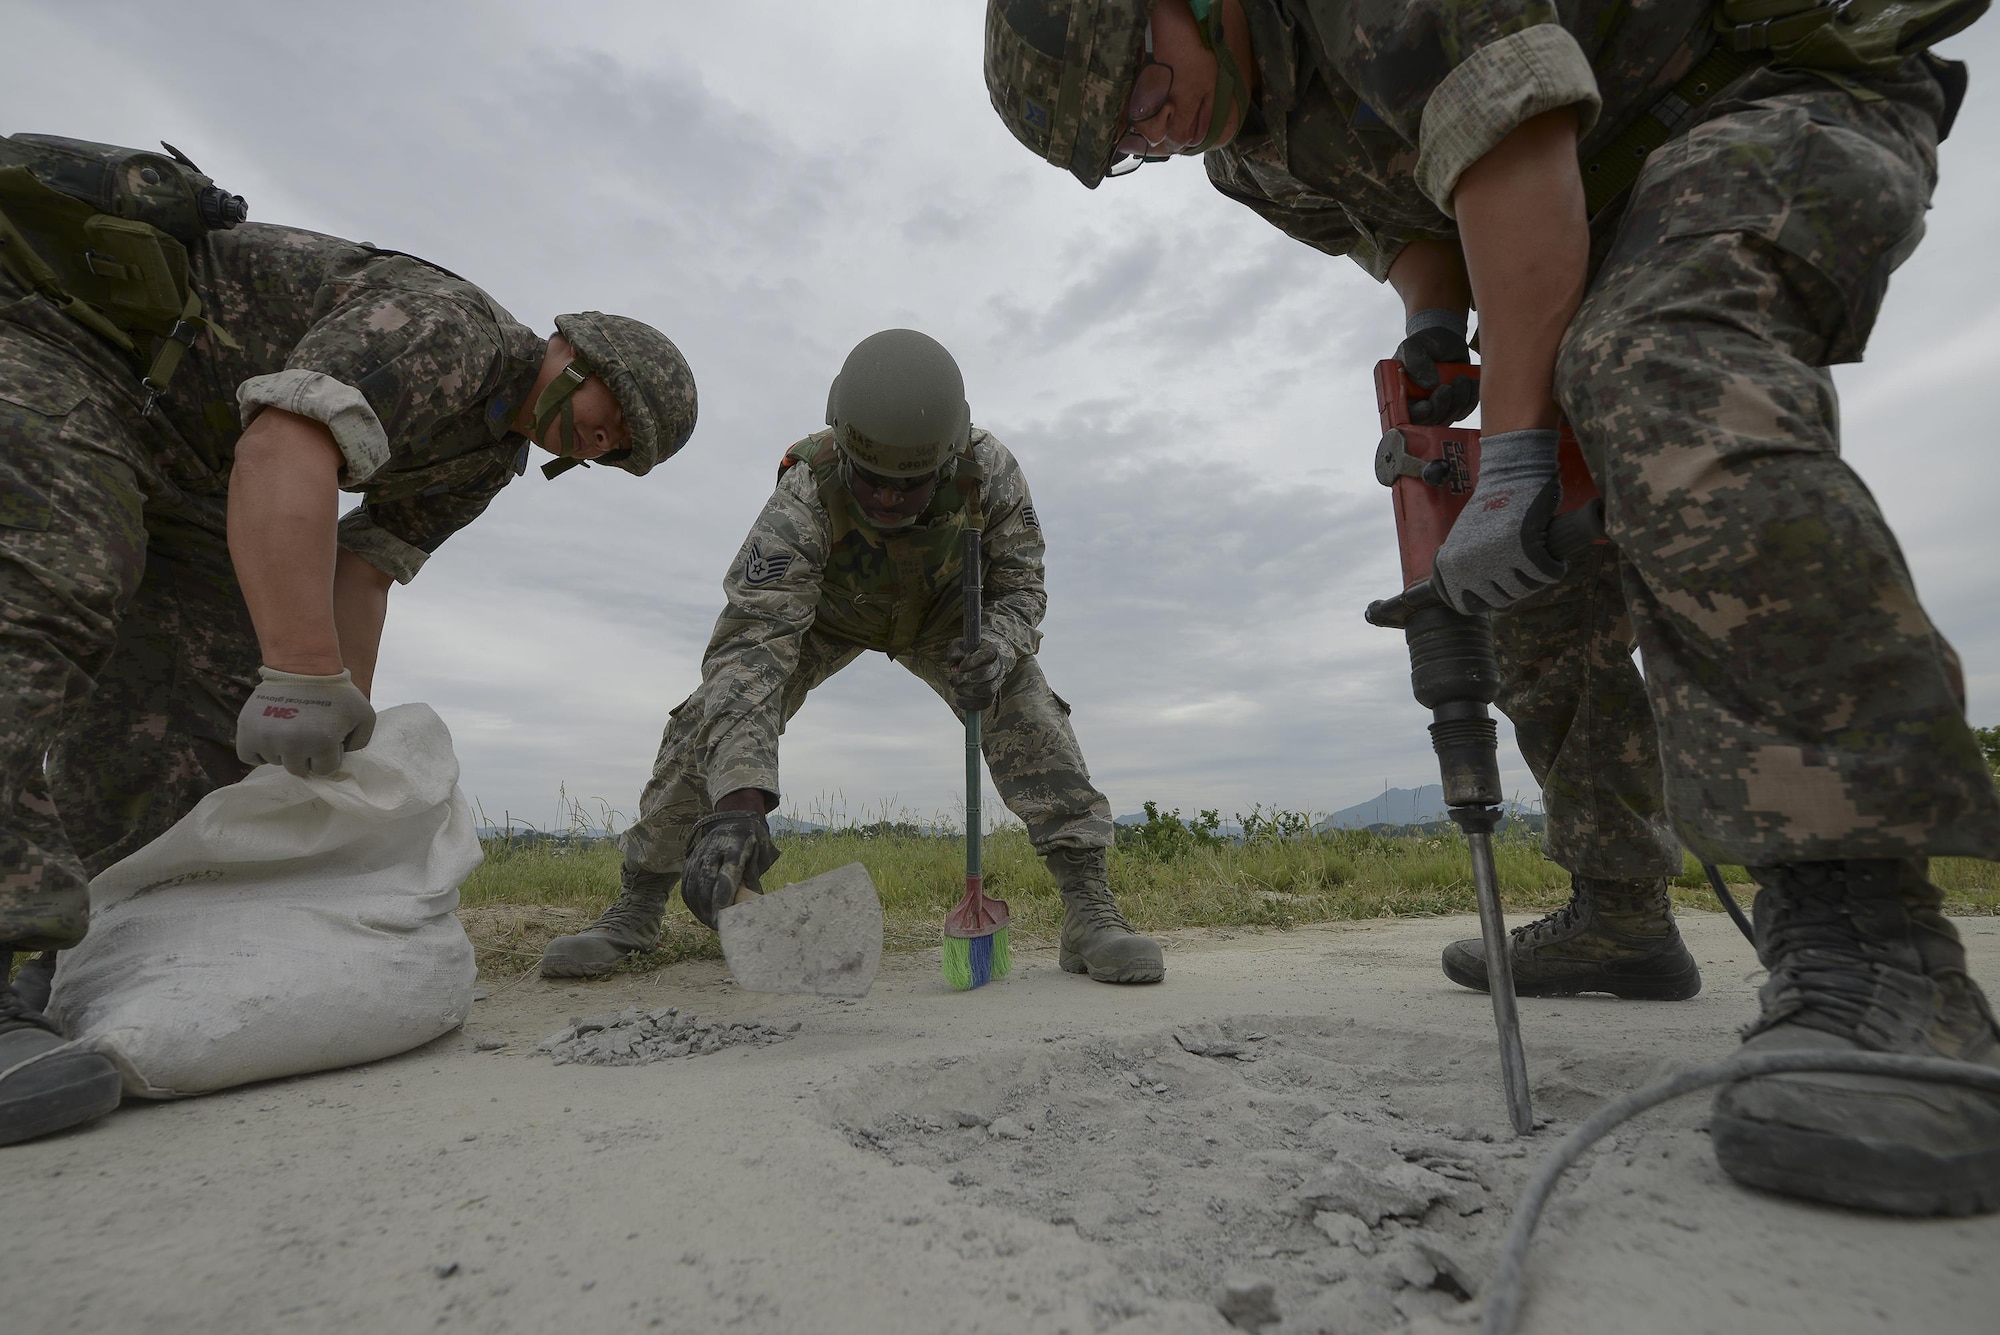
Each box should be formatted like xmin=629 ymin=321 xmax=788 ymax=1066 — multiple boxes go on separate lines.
xmin=1493 ymin=544 xmax=1682 ymax=878
xmin=0 ymin=311 xmax=256 ymax=952
xmin=620 ymin=628 xmax=1115 ymax=877
xmin=1544 ymin=56 xmax=2000 ymax=866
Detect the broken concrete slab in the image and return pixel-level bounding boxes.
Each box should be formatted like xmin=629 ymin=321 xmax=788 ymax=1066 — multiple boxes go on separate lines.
xmin=719 ymin=861 xmax=883 ymax=997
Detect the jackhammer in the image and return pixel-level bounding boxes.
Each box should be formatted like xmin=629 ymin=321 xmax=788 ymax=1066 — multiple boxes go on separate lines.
xmin=1361 ymin=360 xmax=1605 ymax=1135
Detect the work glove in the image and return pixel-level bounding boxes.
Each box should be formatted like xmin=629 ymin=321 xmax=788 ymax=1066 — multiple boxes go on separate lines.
xmin=681 ymin=809 xmax=779 ymax=930
xmin=235 ymin=667 xmax=376 ymax=778
xmin=1397 ymin=308 xmax=1479 ymax=426
xmin=1430 ymin=428 xmax=1565 ymax=614
xmin=946 ymin=636 xmax=1013 ymax=714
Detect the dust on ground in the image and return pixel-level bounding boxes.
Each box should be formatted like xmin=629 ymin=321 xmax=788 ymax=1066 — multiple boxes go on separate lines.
xmin=5 ymin=914 xmax=1996 ymax=1335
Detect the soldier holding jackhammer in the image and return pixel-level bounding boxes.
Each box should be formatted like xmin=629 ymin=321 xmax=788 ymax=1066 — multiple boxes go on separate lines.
xmin=0 ymin=134 xmax=699 ymax=1147
xmin=541 ymin=329 xmax=1164 ymax=987
xmin=983 ymin=0 xmax=2000 ymax=1215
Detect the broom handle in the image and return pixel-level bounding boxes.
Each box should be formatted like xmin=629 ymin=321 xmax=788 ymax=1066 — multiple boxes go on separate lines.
xmin=962 ymin=523 xmax=982 ymax=889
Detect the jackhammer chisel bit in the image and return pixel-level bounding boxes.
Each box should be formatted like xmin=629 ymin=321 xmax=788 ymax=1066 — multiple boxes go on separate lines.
xmin=1362 ymin=357 xmax=1610 ymax=1136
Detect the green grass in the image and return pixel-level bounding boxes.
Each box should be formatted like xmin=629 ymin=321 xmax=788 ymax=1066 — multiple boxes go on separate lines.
xmin=454 ymin=820 xmax=2000 ymax=976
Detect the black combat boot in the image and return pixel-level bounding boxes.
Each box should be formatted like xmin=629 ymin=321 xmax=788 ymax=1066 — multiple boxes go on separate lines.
xmin=2 ymin=953 xmax=124 ymax=1147
xmin=1712 ymin=860 xmax=2000 ymax=1216
xmin=1442 ymin=875 xmax=1701 ymax=999
xmin=538 ymin=866 xmax=676 ymax=978
xmin=1044 ymin=847 xmax=1164 ymax=984
xmin=10 ymin=951 xmax=55 ymax=1012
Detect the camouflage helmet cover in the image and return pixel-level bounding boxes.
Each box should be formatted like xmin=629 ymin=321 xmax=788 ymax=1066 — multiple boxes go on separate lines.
xmin=551 ymin=311 xmax=698 ymax=476
xmin=984 ymin=0 xmax=1150 ymax=190
xmin=824 ymin=329 xmax=972 ymax=478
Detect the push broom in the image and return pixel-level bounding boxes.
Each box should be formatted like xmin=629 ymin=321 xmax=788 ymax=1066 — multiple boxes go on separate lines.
xmin=942 ymin=488 xmax=1010 ymax=990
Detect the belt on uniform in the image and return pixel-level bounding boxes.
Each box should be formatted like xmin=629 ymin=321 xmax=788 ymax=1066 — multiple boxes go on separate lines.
xmin=1579 ymin=38 xmax=1759 ymax=222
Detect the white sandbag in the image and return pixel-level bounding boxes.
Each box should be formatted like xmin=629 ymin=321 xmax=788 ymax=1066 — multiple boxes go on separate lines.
xmin=48 ymin=702 xmax=481 ymax=1098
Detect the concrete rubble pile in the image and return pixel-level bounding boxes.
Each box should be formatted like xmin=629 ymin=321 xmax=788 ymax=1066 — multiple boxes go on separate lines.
xmin=536 ymin=1006 xmax=799 ymax=1067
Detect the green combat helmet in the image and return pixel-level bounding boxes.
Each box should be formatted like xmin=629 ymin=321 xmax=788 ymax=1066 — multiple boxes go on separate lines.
xmin=825 ymin=328 xmax=971 ymax=478
xmin=535 ymin=311 xmax=698 ymax=479
xmin=983 ymin=0 xmax=1150 ymax=189
xmin=984 ymin=0 xmax=1254 ymax=188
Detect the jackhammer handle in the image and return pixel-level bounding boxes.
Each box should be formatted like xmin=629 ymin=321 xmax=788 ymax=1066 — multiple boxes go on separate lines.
xmin=1546 ymin=497 xmax=1606 ymax=563
xmin=1365 ymin=498 xmax=1608 ymax=628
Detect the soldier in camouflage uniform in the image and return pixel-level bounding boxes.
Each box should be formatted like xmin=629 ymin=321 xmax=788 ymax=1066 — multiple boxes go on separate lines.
xmin=1 ymin=133 xmax=698 ymax=1146
xmin=541 ymin=329 xmax=1163 ymax=986
xmin=983 ymin=1 xmax=2000 ymax=1215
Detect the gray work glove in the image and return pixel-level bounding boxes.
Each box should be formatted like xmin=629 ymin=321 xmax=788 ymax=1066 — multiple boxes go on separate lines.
xmin=1431 ymin=428 xmax=1565 ymax=614
xmin=681 ymin=810 xmax=779 ymax=930
xmin=946 ymin=636 xmax=1013 ymax=714
xmin=235 ymin=667 xmax=376 ymax=777
xmin=1397 ymin=308 xmax=1479 ymax=426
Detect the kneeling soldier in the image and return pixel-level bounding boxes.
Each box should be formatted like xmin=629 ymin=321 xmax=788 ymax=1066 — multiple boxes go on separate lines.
xmin=542 ymin=329 xmax=1161 ymax=985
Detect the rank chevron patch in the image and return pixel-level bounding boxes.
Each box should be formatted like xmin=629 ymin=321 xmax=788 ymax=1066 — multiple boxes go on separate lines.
xmin=743 ymin=542 xmax=795 ymax=586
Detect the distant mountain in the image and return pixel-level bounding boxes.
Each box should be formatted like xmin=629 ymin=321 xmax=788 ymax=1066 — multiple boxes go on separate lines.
xmin=770 ymin=814 xmax=828 ymax=834
xmin=1316 ymin=784 xmax=1539 ymax=831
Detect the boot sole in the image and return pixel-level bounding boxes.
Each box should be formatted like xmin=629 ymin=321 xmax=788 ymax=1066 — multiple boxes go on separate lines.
xmin=1440 ymin=952 xmax=1701 ymax=1001
xmin=0 ymin=1057 xmax=124 ymax=1147
xmin=1713 ymin=1113 xmax=2000 ymax=1217
xmin=1060 ymin=953 xmax=1165 ymax=985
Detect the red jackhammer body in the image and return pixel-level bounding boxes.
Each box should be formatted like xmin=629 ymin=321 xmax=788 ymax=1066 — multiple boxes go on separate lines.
xmin=1364 ymin=361 xmax=1606 ymax=1135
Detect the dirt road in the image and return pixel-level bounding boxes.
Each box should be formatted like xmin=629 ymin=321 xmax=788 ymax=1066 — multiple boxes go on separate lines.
xmin=5 ymin=912 xmax=1995 ymax=1334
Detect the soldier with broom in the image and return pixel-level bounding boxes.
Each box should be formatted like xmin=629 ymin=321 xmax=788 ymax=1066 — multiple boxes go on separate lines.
xmin=540 ymin=329 xmax=1162 ymax=987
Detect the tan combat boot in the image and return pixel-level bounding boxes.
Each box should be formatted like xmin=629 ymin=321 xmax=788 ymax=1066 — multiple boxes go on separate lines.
xmin=1441 ymin=874 xmax=1701 ymax=1000
xmin=1044 ymin=847 xmax=1164 ymax=984
xmin=539 ymin=865 xmax=676 ymax=979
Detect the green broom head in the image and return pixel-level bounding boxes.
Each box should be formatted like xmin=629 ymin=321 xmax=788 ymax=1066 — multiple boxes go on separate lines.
xmin=942 ymin=877 xmax=1011 ymax=991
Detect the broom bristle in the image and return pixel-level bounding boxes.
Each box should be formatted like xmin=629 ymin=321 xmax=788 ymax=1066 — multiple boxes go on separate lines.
xmin=942 ymin=926 xmax=1011 ymax=991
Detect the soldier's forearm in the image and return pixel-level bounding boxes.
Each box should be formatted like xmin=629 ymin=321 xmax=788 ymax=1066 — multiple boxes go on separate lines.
xmin=227 ymin=408 xmax=347 ymax=676
xmin=1387 ymin=238 xmax=1472 ymax=322
xmin=332 ymin=547 xmax=394 ymax=696
xmin=1452 ymin=108 xmax=1587 ymax=435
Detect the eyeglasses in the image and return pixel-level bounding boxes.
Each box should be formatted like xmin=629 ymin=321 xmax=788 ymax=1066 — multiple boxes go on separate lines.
xmin=1107 ymin=23 xmax=1176 ymax=178
xmin=844 ymin=457 xmax=938 ymax=495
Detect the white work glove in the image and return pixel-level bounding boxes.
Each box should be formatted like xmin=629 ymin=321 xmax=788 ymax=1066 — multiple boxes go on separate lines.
xmin=235 ymin=667 xmax=376 ymax=777
xmin=1431 ymin=428 xmax=1565 ymax=614
xmin=946 ymin=636 xmax=1014 ymax=713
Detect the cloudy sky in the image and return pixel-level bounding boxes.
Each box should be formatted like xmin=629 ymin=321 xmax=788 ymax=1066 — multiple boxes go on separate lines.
xmin=14 ymin=3 xmax=1998 ymax=835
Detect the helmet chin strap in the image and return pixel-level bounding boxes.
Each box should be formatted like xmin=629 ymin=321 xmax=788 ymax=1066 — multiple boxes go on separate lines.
xmin=533 ymin=361 xmax=592 ymax=480
xmin=1188 ymin=0 xmax=1247 ymax=154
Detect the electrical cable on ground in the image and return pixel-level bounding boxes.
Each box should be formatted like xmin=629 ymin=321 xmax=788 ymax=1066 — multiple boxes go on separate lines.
xmin=1481 ymin=1051 xmax=2000 ymax=1335
xmin=1700 ymin=859 xmax=1756 ymax=943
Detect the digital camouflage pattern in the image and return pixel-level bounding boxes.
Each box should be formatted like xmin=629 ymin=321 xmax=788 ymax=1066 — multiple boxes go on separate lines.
xmin=621 ymin=429 xmax=1113 ymax=876
xmin=993 ymin=2 xmax=2000 ymax=865
xmin=984 ymin=0 xmax=1151 ymax=189
xmin=1492 ymin=545 xmax=1681 ymax=877
xmin=1555 ymin=57 xmax=2000 ymax=863
xmin=551 ymin=312 xmax=698 ymax=477
xmin=1205 ymin=0 xmax=1718 ymax=277
xmin=0 ymin=223 xmax=550 ymax=950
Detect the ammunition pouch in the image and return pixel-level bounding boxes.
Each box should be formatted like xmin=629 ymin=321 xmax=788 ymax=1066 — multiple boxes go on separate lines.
xmin=0 ymin=134 xmax=246 ymax=405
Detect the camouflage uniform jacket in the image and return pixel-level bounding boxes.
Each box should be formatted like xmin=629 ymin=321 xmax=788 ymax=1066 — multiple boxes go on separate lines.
xmin=695 ymin=428 xmax=1046 ymax=797
xmin=2 ymin=221 xmax=545 ymax=582
xmin=1206 ymin=0 xmax=1718 ymax=279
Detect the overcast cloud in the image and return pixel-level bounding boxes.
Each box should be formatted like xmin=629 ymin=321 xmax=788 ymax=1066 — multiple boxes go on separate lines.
xmin=11 ymin=3 xmax=1996 ymax=834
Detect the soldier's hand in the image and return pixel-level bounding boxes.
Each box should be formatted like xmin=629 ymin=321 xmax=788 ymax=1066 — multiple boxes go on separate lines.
xmin=681 ymin=809 xmax=779 ymax=930
xmin=1431 ymin=428 xmax=1565 ymax=614
xmin=235 ymin=667 xmax=376 ymax=777
xmin=1397 ymin=310 xmax=1479 ymax=426
xmin=946 ymin=636 xmax=1012 ymax=714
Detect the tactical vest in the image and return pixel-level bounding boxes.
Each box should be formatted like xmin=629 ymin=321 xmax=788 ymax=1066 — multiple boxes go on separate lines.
xmin=0 ymin=134 xmax=247 ymax=411
xmin=777 ymin=431 xmax=986 ymax=656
